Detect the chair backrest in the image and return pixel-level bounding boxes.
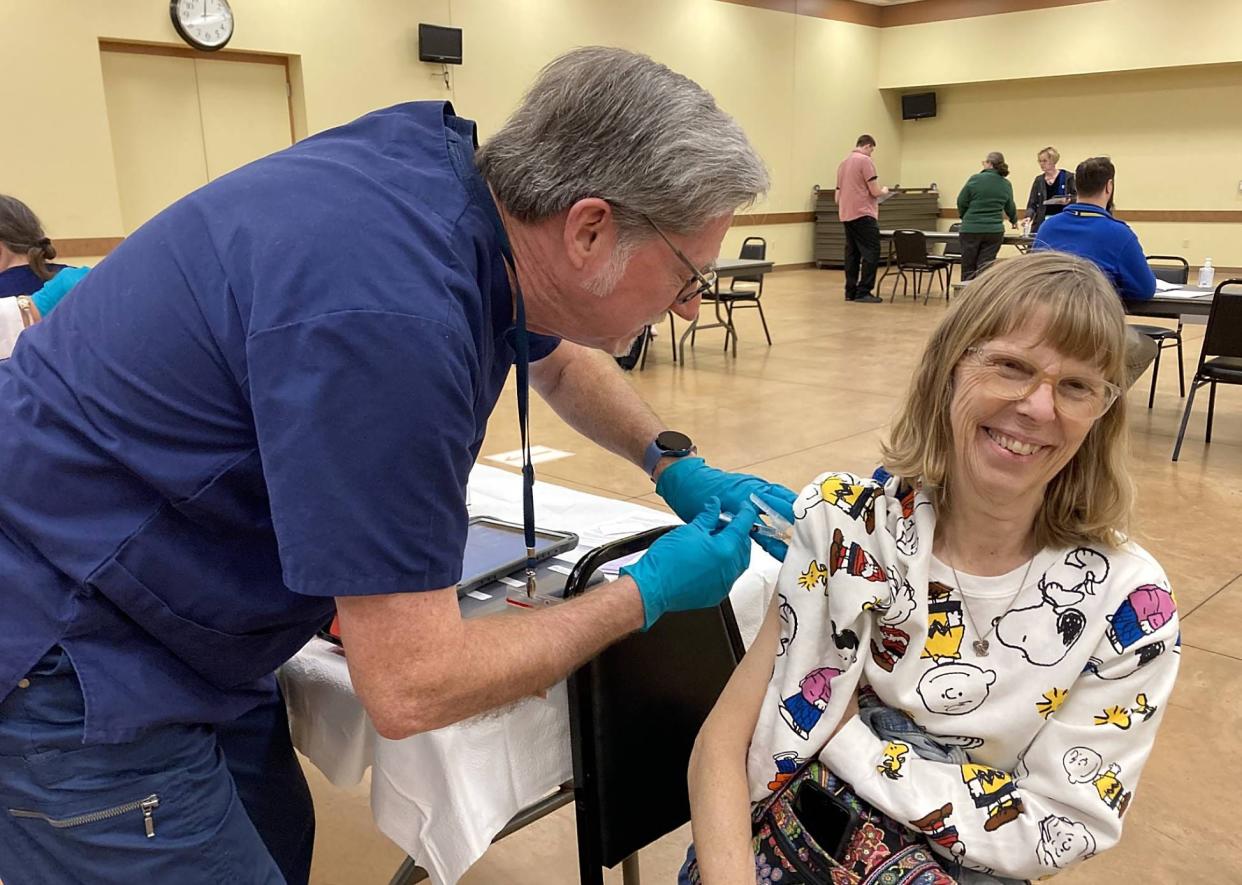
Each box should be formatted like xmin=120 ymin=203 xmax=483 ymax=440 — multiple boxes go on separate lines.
xmin=944 ymin=223 xmax=963 ymax=257
xmin=739 ymin=236 xmax=766 ymax=261
xmin=893 ymin=229 xmax=929 ymax=265
xmin=565 ymin=527 xmax=745 ymax=871
xmin=732 ymin=236 xmax=767 ymax=285
xmin=1146 ymin=255 xmax=1190 ymax=286
xmin=1200 ymin=281 xmax=1242 ymax=363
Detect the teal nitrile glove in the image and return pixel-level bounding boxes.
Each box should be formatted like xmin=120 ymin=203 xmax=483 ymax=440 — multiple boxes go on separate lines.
xmin=31 ymin=265 xmax=89 ymax=316
xmin=655 ymin=457 xmax=797 ymax=561
xmin=621 ymin=497 xmax=759 ymax=631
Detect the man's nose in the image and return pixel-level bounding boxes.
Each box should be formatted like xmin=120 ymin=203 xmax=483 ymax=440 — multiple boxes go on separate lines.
xmin=671 ymin=297 xmax=700 ymax=322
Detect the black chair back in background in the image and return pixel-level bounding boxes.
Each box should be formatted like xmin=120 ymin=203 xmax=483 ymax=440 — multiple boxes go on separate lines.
xmin=889 ymin=229 xmax=950 ymax=302
xmin=1133 ymin=254 xmax=1191 ymax=409
xmin=943 ymin=222 xmax=963 ymax=259
xmin=1172 ymin=280 xmax=1242 ymax=460
xmin=564 ymin=526 xmax=746 ymax=884
xmin=892 ymin=229 xmax=930 ymax=267
xmin=729 ymin=236 xmax=767 ymax=289
xmin=1147 ymin=254 xmax=1190 ymax=285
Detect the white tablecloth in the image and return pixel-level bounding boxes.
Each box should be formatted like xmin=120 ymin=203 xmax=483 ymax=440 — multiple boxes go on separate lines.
xmin=280 ymin=464 xmax=778 ymax=884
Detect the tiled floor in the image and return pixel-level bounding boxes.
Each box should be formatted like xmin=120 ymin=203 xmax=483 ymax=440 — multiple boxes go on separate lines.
xmin=306 ymin=268 xmax=1242 ymax=884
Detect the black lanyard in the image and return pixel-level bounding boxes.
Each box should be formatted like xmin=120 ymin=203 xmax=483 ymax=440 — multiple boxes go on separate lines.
xmin=506 ymin=257 xmax=538 ymax=596
xmin=448 ymin=107 xmax=539 ymax=597
xmin=494 ymin=232 xmax=539 ymax=597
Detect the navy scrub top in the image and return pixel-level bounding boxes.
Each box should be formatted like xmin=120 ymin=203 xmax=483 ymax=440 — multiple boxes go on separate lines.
xmin=0 ymin=101 xmax=559 ymax=743
xmin=0 ymin=264 xmax=70 ymax=299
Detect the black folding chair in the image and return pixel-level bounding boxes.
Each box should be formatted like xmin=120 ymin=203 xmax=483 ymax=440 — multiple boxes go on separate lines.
xmin=888 ymin=230 xmax=951 ymax=303
xmin=565 ymin=527 xmax=746 ymax=884
xmin=1172 ymin=280 xmax=1242 ymax=461
xmin=936 ymin=223 xmax=963 ymax=300
xmin=634 ymin=312 xmax=679 ymax=370
xmin=1131 ymin=255 xmax=1190 ymax=409
xmin=718 ymin=236 xmax=772 ymax=347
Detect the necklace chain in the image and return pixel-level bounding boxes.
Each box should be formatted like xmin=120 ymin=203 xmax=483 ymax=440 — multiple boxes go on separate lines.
xmin=947 ymin=553 xmax=1035 ymax=657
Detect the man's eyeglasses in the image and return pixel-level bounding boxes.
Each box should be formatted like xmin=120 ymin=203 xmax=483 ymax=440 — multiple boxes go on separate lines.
xmin=644 ymin=215 xmax=717 ymax=305
xmin=962 ymin=346 xmax=1121 ymax=420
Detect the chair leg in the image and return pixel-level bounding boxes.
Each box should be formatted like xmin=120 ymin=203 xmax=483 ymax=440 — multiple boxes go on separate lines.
xmin=1147 ymin=342 xmax=1161 ymax=410
xmin=638 ymin=326 xmax=651 ymax=371
xmin=756 ymin=300 xmax=772 ymax=346
xmin=621 ymin=852 xmax=641 ymax=885
xmin=1171 ymin=379 xmax=1201 ymax=461
xmin=667 ymin=313 xmax=677 ymax=364
xmin=1206 ymin=381 xmax=1217 ymax=444
xmin=1175 ymin=332 xmax=1185 ymax=397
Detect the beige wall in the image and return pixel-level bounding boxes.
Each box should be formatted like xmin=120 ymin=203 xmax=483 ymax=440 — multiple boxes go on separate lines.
xmin=20 ymin=0 xmax=1240 ymax=267
xmin=878 ymin=0 xmax=1242 ymax=89
xmin=5 ymin=0 xmax=902 ymax=266
xmin=1 ymin=0 xmax=451 ymax=241
xmin=896 ymin=64 xmax=1242 ymax=264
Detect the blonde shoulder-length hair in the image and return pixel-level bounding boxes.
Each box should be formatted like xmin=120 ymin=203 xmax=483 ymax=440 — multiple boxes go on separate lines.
xmin=882 ymin=251 xmax=1132 ymax=549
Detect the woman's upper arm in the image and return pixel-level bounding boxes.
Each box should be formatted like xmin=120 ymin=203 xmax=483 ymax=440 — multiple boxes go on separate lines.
xmin=697 ymin=592 xmax=782 ymax=753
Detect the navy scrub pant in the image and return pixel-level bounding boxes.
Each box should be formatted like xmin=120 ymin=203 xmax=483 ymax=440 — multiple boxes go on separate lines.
xmin=0 ymin=648 xmax=315 ymax=884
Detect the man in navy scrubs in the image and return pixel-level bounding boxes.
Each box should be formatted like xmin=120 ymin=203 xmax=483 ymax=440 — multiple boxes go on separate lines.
xmin=0 ymin=48 xmax=794 ymax=882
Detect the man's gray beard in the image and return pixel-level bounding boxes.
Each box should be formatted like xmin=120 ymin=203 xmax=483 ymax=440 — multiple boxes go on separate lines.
xmin=581 ymin=244 xmax=635 ymax=298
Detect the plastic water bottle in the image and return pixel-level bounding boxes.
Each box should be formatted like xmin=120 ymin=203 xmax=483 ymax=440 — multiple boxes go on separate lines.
xmin=1198 ymin=258 xmax=1215 ymax=289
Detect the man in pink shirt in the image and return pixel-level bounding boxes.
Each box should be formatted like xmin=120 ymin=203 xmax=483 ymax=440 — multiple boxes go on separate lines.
xmin=836 ymin=135 xmax=890 ymax=303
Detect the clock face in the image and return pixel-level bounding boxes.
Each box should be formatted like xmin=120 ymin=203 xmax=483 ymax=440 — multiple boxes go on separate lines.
xmin=170 ymin=0 xmax=235 ymax=51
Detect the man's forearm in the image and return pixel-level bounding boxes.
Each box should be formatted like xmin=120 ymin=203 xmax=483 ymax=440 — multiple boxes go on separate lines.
xmin=533 ymin=341 xmax=664 ymax=469
xmin=359 ymin=578 xmax=645 ymax=737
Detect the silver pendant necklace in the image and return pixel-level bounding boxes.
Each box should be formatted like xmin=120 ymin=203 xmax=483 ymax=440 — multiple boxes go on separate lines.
xmin=947 ymin=553 xmax=1035 ymax=657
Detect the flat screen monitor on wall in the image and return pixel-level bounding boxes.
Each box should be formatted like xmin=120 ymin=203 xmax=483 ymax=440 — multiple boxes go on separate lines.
xmin=419 ymin=24 xmax=463 ymax=64
xmin=901 ymin=92 xmax=937 ymax=120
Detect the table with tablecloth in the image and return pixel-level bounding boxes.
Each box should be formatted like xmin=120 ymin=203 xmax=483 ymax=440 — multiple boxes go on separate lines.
xmin=279 ymin=464 xmax=778 ymax=884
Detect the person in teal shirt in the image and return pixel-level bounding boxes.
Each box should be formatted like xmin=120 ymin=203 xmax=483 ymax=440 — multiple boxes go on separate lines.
xmin=0 ymin=194 xmax=88 ymax=316
xmin=956 ymin=152 xmax=1018 ymax=280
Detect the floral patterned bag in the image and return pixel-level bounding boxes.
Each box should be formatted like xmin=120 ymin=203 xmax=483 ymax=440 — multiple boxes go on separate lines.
xmin=684 ymin=762 xmax=957 ymax=885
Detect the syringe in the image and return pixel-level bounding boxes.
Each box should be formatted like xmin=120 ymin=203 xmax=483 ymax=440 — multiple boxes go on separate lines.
xmin=716 ymin=492 xmax=795 ymax=543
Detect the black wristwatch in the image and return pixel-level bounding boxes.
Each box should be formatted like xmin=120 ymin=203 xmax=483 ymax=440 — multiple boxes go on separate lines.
xmin=643 ymin=430 xmax=696 ymax=479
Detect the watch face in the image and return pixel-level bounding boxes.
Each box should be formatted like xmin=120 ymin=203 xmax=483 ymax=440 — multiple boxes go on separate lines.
xmin=170 ymin=0 xmax=235 ymax=51
xmin=656 ymin=430 xmax=693 ymax=453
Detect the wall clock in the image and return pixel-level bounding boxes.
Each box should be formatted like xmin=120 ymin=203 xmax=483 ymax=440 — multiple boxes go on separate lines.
xmin=170 ymin=0 xmax=234 ymax=52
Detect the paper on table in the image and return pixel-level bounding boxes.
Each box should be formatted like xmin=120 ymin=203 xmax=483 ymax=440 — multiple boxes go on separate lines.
xmin=600 ymin=550 xmax=645 ymax=575
xmin=1153 ymin=287 xmax=1211 ymax=299
xmin=1154 ymin=279 xmax=1183 ymax=291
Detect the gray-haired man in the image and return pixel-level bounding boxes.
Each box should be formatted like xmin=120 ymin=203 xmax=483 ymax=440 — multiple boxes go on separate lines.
xmin=0 ymin=47 xmax=795 ymax=882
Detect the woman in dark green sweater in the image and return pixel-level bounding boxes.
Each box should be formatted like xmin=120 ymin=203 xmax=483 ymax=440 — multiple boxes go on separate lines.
xmin=955 ymin=151 xmax=1017 ymax=280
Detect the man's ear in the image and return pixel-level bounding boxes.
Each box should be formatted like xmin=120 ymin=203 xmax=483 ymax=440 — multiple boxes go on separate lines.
xmin=563 ymin=198 xmax=618 ymax=273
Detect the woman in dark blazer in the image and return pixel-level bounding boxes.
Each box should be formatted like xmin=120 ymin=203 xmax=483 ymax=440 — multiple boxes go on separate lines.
xmin=1025 ymin=146 xmax=1076 ymax=233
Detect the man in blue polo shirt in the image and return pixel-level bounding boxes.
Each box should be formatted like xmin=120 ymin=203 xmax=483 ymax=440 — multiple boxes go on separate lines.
xmin=1034 ymin=156 xmax=1158 ymax=386
xmin=0 ymin=49 xmax=794 ymax=883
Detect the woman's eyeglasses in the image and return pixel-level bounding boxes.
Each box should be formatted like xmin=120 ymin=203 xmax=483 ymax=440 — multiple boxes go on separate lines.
xmin=962 ymin=346 xmax=1121 ymax=420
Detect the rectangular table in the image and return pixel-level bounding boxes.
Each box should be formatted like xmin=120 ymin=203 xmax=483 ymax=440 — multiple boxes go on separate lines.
xmin=1124 ymin=287 xmax=1215 ymax=317
xmin=676 ymin=257 xmax=774 ymax=360
xmin=280 ymin=464 xmax=777 ymax=884
xmin=878 ymin=230 xmax=1033 ymax=246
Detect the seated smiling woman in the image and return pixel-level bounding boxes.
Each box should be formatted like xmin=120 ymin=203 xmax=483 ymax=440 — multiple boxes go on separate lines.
xmin=684 ymin=251 xmax=1179 ymax=885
